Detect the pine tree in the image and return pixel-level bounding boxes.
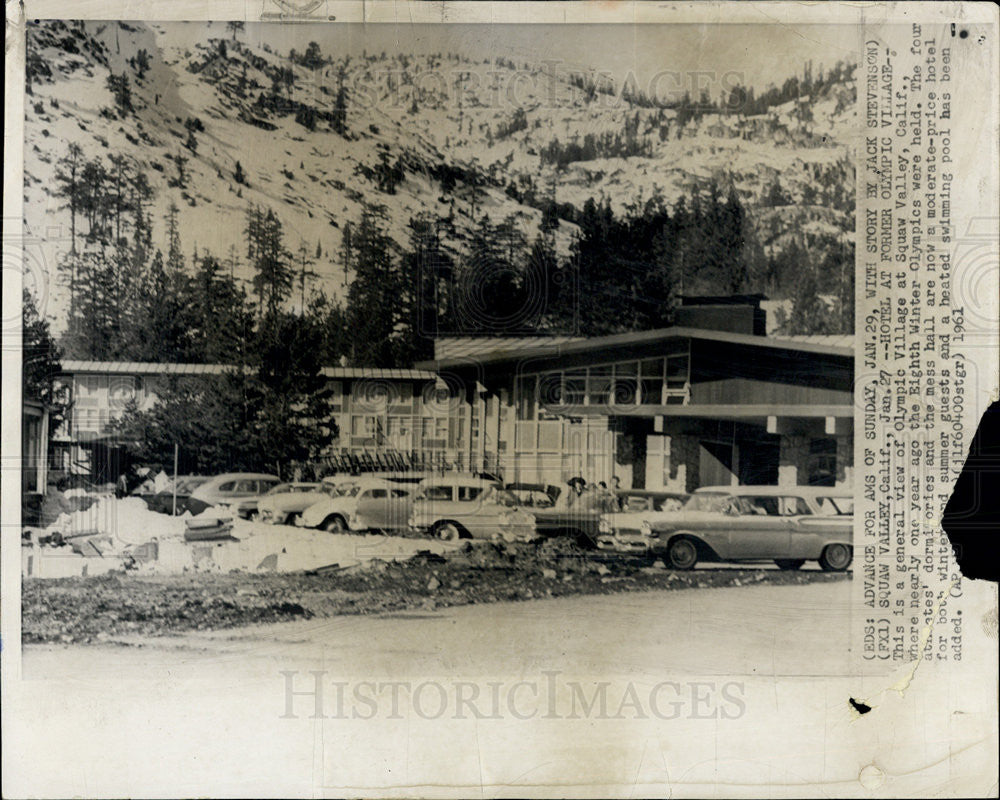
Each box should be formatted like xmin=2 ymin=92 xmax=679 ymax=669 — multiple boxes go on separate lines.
xmin=134 ymin=49 xmax=151 ymax=80
xmin=54 ymin=143 xmax=85 ymax=317
xmin=345 ymin=206 xmax=400 ymax=365
xmin=23 ymin=289 xmax=69 ymax=432
xmin=246 ymin=205 xmax=293 ymax=317
xmin=173 ymin=151 xmax=189 ymax=188
xmin=106 ymin=73 xmax=133 ymax=115
xmin=295 ymin=239 xmax=319 ymax=313
xmin=332 ymin=67 xmax=348 ymax=135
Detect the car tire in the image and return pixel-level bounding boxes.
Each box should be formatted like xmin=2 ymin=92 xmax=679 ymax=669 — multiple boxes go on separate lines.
xmin=284 ymin=513 xmax=299 ymax=526
xmin=819 ymin=543 xmax=853 ymax=571
xmin=434 ymin=521 xmax=463 ymax=541
xmin=323 ymin=515 xmax=349 ymax=534
xmin=775 ymin=559 xmax=805 ymax=570
xmin=667 ymin=537 xmax=699 ymax=570
xmin=568 ymin=529 xmax=593 ymax=549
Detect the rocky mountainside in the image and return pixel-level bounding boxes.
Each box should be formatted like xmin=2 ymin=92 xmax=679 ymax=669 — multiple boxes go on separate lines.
xmin=24 ymin=20 xmax=856 ymax=327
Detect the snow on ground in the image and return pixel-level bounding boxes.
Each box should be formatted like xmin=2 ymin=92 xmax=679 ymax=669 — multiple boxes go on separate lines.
xmin=24 ymin=21 xmax=856 ymax=332
xmin=148 ymin=520 xmax=456 ymax=575
xmin=29 ymin=493 xmax=455 ymax=577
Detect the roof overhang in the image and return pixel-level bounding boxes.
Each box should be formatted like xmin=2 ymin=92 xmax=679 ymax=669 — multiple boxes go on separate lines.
xmin=549 ymin=403 xmax=853 ymax=420
xmin=418 ymin=327 xmax=853 ymax=372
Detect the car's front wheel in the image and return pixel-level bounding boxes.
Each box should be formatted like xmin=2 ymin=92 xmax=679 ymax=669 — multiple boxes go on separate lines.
xmin=434 ymin=521 xmax=463 ymax=541
xmin=775 ymin=559 xmax=805 ymax=570
xmin=667 ymin=537 xmax=699 ymax=570
xmin=323 ymin=515 xmax=349 ymax=534
xmin=819 ymin=543 xmax=853 ymax=571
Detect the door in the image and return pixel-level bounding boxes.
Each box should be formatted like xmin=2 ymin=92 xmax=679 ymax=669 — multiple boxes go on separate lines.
xmin=357 ymin=488 xmax=390 ymax=529
xmin=722 ymin=494 xmax=796 ymax=559
xmin=737 ymin=436 xmax=780 ymax=485
xmin=386 ymin=487 xmax=413 ymax=530
xmin=699 ymin=440 xmax=736 ymax=487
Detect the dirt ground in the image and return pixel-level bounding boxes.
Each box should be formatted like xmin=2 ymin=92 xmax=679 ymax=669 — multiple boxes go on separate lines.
xmin=22 ymin=539 xmax=850 ymax=644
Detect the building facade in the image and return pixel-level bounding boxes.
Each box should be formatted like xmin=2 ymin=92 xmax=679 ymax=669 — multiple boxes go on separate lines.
xmin=54 ymin=299 xmax=854 ymax=490
xmin=53 ymin=362 xmax=484 ymax=478
xmin=421 ymin=298 xmax=854 ymax=491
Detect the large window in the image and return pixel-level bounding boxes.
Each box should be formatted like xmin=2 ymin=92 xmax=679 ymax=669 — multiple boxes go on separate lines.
xmin=562 ymin=370 xmax=586 ymax=405
xmin=518 ymin=349 xmax=690 ymax=417
xmin=587 ymin=365 xmax=613 ymax=406
xmin=515 ymin=375 xmax=536 ymax=421
xmin=640 ymin=359 xmax=664 ymax=405
xmin=421 ymin=416 xmax=448 ymax=449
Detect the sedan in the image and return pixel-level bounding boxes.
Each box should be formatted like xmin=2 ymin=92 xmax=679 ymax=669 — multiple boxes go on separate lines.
xmin=187 ymin=473 xmax=281 ymax=518
xmin=597 ymin=485 xmax=853 ymax=571
xmin=257 ymin=482 xmax=326 ymax=525
xmin=298 ymin=477 xmax=415 ymax=533
xmin=409 ymin=478 xmax=537 ymax=542
xmin=144 ymin=476 xmax=209 ymax=516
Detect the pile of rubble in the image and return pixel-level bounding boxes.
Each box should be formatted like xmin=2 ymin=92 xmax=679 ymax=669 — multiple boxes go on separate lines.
xmin=22 ymin=538 xmax=850 ymax=643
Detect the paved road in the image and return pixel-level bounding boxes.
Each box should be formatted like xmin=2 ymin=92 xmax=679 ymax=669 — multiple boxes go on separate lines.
xmin=24 ymin=579 xmax=852 ymax=681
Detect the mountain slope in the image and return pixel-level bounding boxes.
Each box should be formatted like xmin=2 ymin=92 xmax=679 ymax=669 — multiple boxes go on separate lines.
xmin=24 ymin=20 xmax=857 ymax=330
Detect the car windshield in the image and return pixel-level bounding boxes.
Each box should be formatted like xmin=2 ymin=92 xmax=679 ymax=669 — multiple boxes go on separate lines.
xmin=816 ymin=496 xmax=854 ymax=515
xmin=493 ymin=489 xmax=521 ymax=507
xmin=505 ymin=487 xmax=556 ymax=507
xmin=340 ymin=485 xmax=361 ymax=498
xmin=683 ymin=493 xmax=734 ymax=513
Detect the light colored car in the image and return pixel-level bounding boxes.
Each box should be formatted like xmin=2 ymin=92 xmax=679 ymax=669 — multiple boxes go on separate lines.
xmin=257 ymin=482 xmax=327 ymax=525
xmin=298 ymin=476 xmax=415 ymax=533
xmin=507 ymin=484 xmax=688 ymax=547
xmin=597 ymin=485 xmax=853 ymax=571
xmin=408 ymin=477 xmax=538 ymax=542
xmin=596 ymin=491 xmax=692 ymax=550
xmin=187 ymin=472 xmax=281 ymax=518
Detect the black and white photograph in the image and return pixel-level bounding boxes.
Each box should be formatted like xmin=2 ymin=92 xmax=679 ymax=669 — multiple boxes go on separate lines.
xmin=4 ymin=2 xmax=998 ymax=797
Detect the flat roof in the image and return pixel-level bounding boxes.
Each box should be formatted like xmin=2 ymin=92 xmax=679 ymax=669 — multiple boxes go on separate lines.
xmin=419 ymin=327 xmax=854 ymax=370
xmin=59 ymin=361 xmax=438 ymax=381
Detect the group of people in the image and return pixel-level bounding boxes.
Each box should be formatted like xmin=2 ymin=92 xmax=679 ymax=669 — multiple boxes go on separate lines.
xmin=560 ymin=475 xmax=623 ymax=513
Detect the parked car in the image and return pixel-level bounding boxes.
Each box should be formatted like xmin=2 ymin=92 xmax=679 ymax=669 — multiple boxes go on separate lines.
xmin=257 ymin=482 xmax=328 ymax=525
xmin=186 ymin=473 xmax=281 ymax=518
xmin=617 ymin=489 xmax=689 ymax=514
xmin=298 ymin=476 xmax=415 ymax=533
xmin=597 ymin=485 xmax=853 ymax=571
xmin=595 ymin=490 xmax=692 ymax=550
xmin=409 ymin=477 xmax=538 ymax=542
xmin=143 ymin=475 xmax=210 ymax=515
xmin=503 ymin=482 xmax=619 ymax=547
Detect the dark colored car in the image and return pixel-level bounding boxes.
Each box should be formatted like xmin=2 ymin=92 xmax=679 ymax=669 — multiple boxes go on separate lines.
xmin=143 ymin=476 xmax=210 ymax=515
